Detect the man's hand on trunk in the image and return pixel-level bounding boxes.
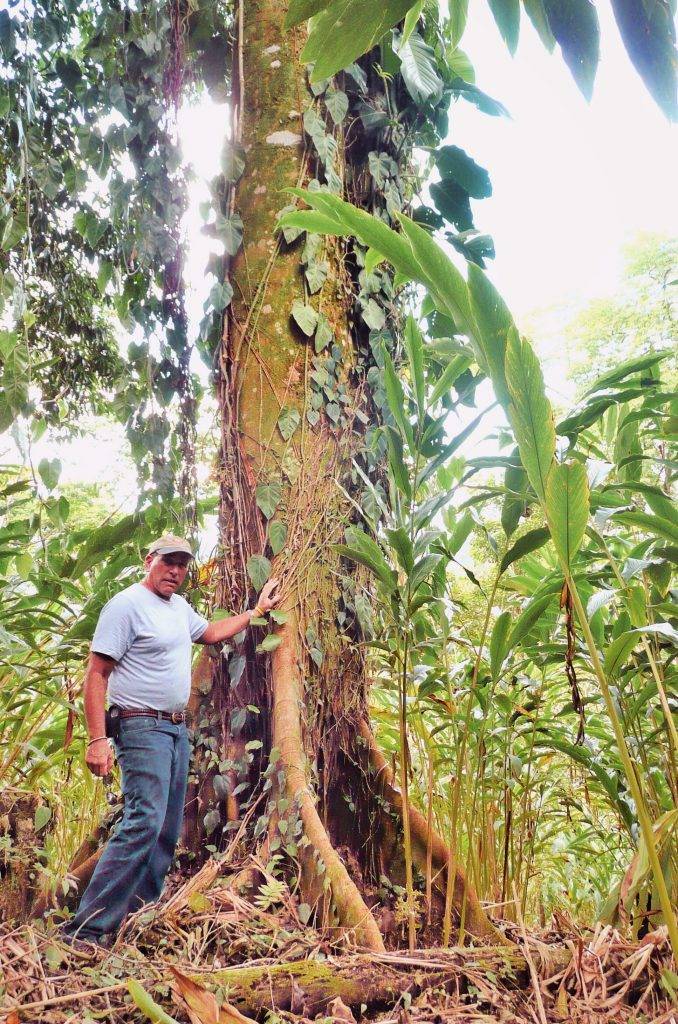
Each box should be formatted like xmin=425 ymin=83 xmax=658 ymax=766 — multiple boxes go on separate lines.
xmin=257 ymin=576 xmax=281 ymax=613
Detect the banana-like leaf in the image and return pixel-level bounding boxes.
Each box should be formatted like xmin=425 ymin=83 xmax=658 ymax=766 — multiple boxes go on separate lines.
xmin=509 ymin=592 xmax=553 ymax=648
xmin=535 ymin=736 xmax=633 ymax=830
xmin=604 ymin=632 xmax=638 ymax=680
xmin=467 ymin=264 xmax=512 ymax=409
xmin=610 ymin=0 xmax=677 ymax=121
xmin=429 ymin=353 xmax=473 ymax=406
xmin=499 ymin=526 xmax=550 ymax=575
xmin=285 ymin=0 xmax=331 ymax=28
xmin=280 ymin=191 xmax=478 ymax=350
xmin=403 ymin=315 xmax=425 ymax=419
xmin=385 ymin=425 xmax=412 ymax=499
xmin=490 ymin=609 xmax=512 ymax=680
xmin=545 ymin=460 xmax=589 ymax=568
xmin=386 ymin=527 xmax=414 ymax=574
xmin=382 ymin=347 xmax=415 ymax=450
xmin=522 ymin=0 xmax=556 ymax=50
xmin=300 ymin=0 xmax=417 ymax=81
xmin=505 ymin=328 xmax=555 ymax=502
xmin=543 ymin=0 xmax=600 ymax=100
xmin=488 ymin=0 xmax=520 ymax=55
xmin=583 ymin=350 xmax=669 ymax=397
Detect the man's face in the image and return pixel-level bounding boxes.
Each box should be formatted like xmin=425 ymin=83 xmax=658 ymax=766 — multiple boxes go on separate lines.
xmin=144 ymin=552 xmax=191 ymax=598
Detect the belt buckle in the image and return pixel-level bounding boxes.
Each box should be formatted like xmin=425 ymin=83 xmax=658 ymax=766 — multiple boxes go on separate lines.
xmin=171 ymin=711 xmax=183 ymax=724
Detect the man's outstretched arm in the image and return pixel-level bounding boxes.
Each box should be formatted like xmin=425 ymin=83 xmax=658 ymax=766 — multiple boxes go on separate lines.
xmin=197 ymin=577 xmax=281 ymax=645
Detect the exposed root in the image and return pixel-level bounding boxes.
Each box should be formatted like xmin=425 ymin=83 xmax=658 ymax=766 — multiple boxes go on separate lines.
xmin=272 ymin=614 xmax=385 ymax=951
xmin=31 ymin=847 xmax=103 ymax=920
xmin=357 ymin=720 xmax=511 ymax=946
xmin=207 ymin=947 xmax=529 ymax=1014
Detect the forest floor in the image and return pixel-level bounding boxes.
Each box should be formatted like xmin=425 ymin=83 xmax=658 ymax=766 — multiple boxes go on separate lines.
xmin=1 ymin=854 xmax=676 ymax=1024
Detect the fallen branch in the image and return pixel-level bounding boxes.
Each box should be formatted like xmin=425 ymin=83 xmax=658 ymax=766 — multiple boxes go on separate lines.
xmin=204 ymin=947 xmax=535 ymax=1015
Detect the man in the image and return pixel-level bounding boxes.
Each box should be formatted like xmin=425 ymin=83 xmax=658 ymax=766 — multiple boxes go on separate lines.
xmin=63 ymin=533 xmax=279 ymax=949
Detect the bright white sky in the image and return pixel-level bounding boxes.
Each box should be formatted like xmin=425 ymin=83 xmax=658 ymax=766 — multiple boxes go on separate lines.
xmin=454 ymin=1 xmax=677 ymax=317
xmin=15 ymin=3 xmax=677 ymax=491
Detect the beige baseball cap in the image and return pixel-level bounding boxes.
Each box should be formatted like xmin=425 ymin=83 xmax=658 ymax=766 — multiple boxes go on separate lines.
xmin=147 ymin=534 xmax=194 ymax=558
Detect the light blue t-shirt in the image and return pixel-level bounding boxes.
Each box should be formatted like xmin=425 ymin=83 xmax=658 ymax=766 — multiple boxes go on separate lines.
xmin=91 ymin=582 xmax=208 ymax=712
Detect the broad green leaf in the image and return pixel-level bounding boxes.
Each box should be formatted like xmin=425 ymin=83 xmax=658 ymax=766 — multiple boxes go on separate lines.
xmin=256 ymin=481 xmax=282 ymax=519
xmin=34 ymin=804 xmax=52 ymax=830
xmin=382 ymin=347 xmax=414 ymax=449
xmin=215 ymin=213 xmax=243 ymax=256
xmin=302 ymin=0 xmax=417 ymax=81
xmin=334 ymin=543 xmax=395 ymax=589
xmin=610 ymin=0 xmax=677 ymax=120
xmin=395 ymin=31 xmax=443 ymax=105
xmin=385 ymin=425 xmax=412 ymax=499
xmin=545 ymin=460 xmax=589 ymax=567
xmin=220 ymin=142 xmax=246 ymax=182
xmin=291 ymin=301 xmax=318 ymax=336
xmin=429 ymin=354 xmax=473 ymax=406
xmin=396 ymin=212 xmax=475 ymax=335
xmin=429 ymin=178 xmax=473 ymax=231
xmin=604 ymin=631 xmax=638 ymax=680
xmin=277 ymin=209 xmax=346 ymax=237
xmin=488 ymin=0 xmax=520 ymax=55
xmin=522 ymin=0 xmax=556 ymax=50
xmin=365 ymin=247 xmax=386 ymax=274
xmin=606 ymin=482 xmax=678 ymax=526
xmin=38 ymin=457 xmax=61 ymax=491
xmin=409 ymin=553 xmax=443 ymax=593
xmin=448 ymin=510 xmax=474 ymax=555
xmin=436 ymin=145 xmax=492 ymax=199
xmin=277 ymin=406 xmax=301 ymax=441
xmin=614 ymin=511 xmax=678 ymax=546
xmin=583 ymin=350 xmax=668 ymax=397
xmin=467 ymin=264 xmax=512 ymax=408
xmin=543 ymin=0 xmax=599 ymax=100
xmin=505 ymin=328 xmax=555 ymax=501
xmin=509 ymin=593 xmax=552 ymax=648
xmin=285 ymin=0 xmax=332 ymax=28
xmin=401 ymin=0 xmax=426 ymax=46
xmin=337 ymin=527 xmax=397 ymax=590
xmin=285 ymin=190 xmax=475 ymax=339
xmin=97 ymin=259 xmax=115 ymax=294
xmin=284 ymin=188 xmax=421 ymax=280
xmin=1 ymin=210 xmax=28 ymax=251
xmin=257 ymin=634 xmax=283 ymax=653
xmin=268 ymin=520 xmax=287 ymax=556
xmin=325 ymin=88 xmax=349 ymax=124
xmin=403 ymin=315 xmax=425 ymax=418
xmin=499 ymin=526 xmax=550 ymax=575
xmin=490 ymin=610 xmax=512 ymax=681
xmin=247 ymin=554 xmax=272 ymax=591
xmin=208 ymin=280 xmax=233 ymax=312
xmin=314 ymin=313 xmax=334 ymax=352
xmin=449 ymin=0 xmax=469 ymax=47
xmin=446 ymin=46 xmax=475 ymax=82
xmin=502 ymin=456 xmax=529 ymax=537
xmin=386 ymin=527 xmax=414 ymax=573
xmin=127 ymin=980 xmax=180 ymax=1024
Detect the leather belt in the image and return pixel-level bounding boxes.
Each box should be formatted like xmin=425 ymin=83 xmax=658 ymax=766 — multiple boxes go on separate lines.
xmin=119 ymin=708 xmax=188 ymax=724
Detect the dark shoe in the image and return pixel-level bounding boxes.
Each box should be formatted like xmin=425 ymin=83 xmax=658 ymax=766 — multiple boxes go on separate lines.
xmin=58 ymin=931 xmax=109 ymax=960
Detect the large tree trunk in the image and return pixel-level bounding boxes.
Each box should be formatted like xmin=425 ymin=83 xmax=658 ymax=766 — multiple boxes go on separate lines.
xmin=185 ymin=0 xmax=500 ymax=950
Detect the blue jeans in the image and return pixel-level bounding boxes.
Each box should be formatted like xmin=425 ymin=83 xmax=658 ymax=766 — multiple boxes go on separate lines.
xmin=67 ymin=716 xmax=190 ymax=941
